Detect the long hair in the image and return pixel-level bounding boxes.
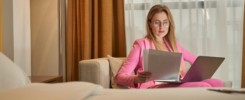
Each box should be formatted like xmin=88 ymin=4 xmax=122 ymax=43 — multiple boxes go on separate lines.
xmin=145 ymin=4 xmax=178 ymax=52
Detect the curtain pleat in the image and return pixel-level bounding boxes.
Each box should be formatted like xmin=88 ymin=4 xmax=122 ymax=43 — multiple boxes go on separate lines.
xmin=113 ymin=0 xmax=126 ymax=56
xmin=66 ymin=0 xmax=126 ymax=81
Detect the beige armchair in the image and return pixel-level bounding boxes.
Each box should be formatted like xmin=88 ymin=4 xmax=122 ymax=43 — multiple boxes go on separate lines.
xmin=78 ymin=57 xmax=232 ymax=88
xmin=79 ymin=58 xmax=111 ymax=88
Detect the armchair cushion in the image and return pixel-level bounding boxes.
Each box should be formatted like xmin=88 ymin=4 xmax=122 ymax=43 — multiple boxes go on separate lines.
xmin=107 ymin=55 xmax=127 ymax=89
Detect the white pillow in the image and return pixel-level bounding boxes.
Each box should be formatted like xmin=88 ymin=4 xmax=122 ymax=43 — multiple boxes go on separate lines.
xmin=0 ymin=52 xmax=30 ymax=90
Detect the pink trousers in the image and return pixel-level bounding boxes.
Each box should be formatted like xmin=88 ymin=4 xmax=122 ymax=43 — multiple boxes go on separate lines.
xmin=149 ymin=78 xmax=224 ymax=88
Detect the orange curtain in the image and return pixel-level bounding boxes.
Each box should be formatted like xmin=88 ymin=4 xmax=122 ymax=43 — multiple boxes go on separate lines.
xmin=242 ymin=1 xmax=245 ymax=88
xmin=66 ymin=0 xmax=126 ymax=81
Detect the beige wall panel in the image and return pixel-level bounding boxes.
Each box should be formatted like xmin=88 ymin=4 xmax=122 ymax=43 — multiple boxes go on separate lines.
xmin=31 ymin=0 xmax=59 ymax=76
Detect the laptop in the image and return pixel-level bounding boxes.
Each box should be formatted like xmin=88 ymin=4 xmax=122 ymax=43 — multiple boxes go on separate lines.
xmin=143 ymin=49 xmax=225 ymax=83
xmin=177 ymin=56 xmax=225 ymax=83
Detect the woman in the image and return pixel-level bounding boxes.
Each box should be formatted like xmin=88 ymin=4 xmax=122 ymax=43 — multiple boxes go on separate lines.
xmin=114 ymin=4 xmax=224 ymax=89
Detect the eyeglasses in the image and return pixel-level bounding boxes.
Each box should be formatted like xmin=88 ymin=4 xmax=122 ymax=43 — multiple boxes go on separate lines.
xmin=152 ymin=20 xmax=170 ymax=28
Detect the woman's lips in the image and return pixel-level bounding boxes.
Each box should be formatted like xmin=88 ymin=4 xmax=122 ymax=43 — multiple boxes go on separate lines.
xmin=159 ymin=31 xmax=164 ymax=33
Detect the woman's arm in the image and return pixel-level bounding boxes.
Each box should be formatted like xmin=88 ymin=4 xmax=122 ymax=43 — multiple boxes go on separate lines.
xmin=177 ymin=43 xmax=197 ymax=64
xmin=114 ymin=40 xmax=142 ymax=88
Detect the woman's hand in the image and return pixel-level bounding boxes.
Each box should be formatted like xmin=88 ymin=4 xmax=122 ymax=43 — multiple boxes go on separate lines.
xmin=134 ymin=71 xmax=152 ymax=83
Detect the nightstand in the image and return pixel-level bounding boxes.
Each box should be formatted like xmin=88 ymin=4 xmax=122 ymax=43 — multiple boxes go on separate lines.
xmin=29 ymin=76 xmax=63 ymax=83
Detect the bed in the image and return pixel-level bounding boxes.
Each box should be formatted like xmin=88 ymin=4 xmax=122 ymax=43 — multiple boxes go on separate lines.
xmin=1 ymin=82 xmax=245 ymax=100
xmin=0 ymin=52 xmax=245 ymax=100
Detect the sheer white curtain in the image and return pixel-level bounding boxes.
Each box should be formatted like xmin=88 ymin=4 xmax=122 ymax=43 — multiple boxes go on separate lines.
xmin=124 ymin=0 xmax=244 ymax=88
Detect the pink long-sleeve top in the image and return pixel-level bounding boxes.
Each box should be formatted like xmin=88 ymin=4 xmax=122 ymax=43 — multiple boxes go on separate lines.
xmin=115 ymin=38 xmax=197 ymax=89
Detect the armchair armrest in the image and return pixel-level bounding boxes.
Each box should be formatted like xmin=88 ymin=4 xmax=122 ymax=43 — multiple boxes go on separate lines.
xmin=78 ymin=58 xmax=110 ymax=88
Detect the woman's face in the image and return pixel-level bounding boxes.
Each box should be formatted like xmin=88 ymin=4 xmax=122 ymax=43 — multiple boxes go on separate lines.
xmin=149 ymin=12 xmax=169 ymax=41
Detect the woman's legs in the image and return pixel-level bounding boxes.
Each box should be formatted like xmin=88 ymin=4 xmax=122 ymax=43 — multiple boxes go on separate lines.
xmin=149 ymin=82 xmax=211 ymax=88
xmin=201 ymin=78 xmax=224 ymax=87
xmin=179 ymin=81 xmax=212 ymax=87
xmin=179 ymin=78 xmax=223 ymax=87
xmin=149 ymin=78 xmax=224 ymax=88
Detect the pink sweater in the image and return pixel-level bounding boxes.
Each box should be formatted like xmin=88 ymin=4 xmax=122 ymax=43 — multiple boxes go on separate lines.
xmin=115 ymin=38 xmax=197 ymax=88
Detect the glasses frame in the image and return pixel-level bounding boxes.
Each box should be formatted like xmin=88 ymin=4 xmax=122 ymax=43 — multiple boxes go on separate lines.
xmin=151 ymin=20 xmax=170 ymax=28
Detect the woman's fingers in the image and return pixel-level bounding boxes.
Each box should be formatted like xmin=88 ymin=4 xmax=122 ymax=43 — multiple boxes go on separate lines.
xmin=138 ymin=71 xmax=152 ymax=83
xmin=139 ymin=71 xmax=151 ymax=78
xmin=135 ymin=71 xmax=152 ymax=83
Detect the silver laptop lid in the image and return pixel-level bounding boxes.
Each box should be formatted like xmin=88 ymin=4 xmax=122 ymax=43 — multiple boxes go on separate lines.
xmin=181 ymin=56 xmax=225 ymax=82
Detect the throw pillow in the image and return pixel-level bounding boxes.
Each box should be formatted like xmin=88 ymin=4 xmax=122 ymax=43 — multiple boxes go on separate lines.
xmin=107 ymin=55 xmax=127 ymax=89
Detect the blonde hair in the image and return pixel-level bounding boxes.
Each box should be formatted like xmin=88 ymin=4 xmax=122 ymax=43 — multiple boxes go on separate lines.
xmin=145 ymin=4 xmax=178 ymax=52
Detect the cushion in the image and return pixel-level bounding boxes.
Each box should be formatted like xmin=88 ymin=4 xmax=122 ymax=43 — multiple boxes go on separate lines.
xmin=107 ymin=55 xmax=127 ymax=88
xmin=0 ymin=52 xmax=31 ymax=90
